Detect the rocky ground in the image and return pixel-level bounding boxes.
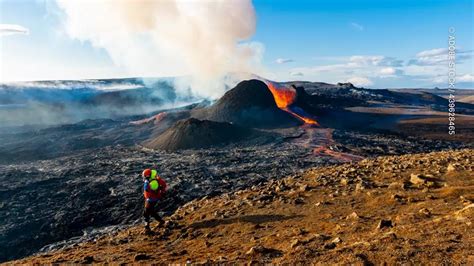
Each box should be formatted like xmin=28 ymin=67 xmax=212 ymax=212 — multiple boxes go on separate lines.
xmin=10 ymin=149 xmax=474 ymax=264
xmin=2 ymin=80 xmax=473 ymax=263
xmin=0 ymin=126 xmax=470 ymax=262
xmin=0 ymin=142 xmax=321 ymax=262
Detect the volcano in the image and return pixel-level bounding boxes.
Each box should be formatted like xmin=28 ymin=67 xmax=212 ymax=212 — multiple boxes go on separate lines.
xmin=143 ymin=118 xmax=262 ymax=150
xmin=266 ymin=81 xmax=319 ymax=125
xmin=192 ymin=79 xmax=301 ymax=128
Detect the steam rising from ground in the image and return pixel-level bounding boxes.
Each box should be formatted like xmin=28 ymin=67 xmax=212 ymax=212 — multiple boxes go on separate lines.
xmin=0 ymin=78 xmax=200 ymax=127
xmin=56 ymin=0 xmax=263 ymax=98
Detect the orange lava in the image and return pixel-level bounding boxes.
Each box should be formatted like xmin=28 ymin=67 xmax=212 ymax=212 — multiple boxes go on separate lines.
xmin=266 ymin=81 xmax=319 ymax=125
xmin=313 ymin=146 xmax=363 ymax=163
xmin=284 ymin=108 xmax=319 ymax=125
xmin=266 ymin=82 xmax=296 ymax=108
xmin=130 ymin=112 xmax=167 ymax=125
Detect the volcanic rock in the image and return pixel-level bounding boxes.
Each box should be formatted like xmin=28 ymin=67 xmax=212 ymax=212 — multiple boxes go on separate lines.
xmin=134 ymin=254 xmax=151 ymax=261
xmin=388 ymin=182 xmax=406 ymax=190
xmin=245 ymin=245 xmax=282 ymax=258
xmin=409 ymin=173 xmax=440 ymax=188
xmin=346 ymin=212 xmax=360 ymax=220
xmin=293 ymin=197 xmax=305 ymax=205
xmin=410 ymin=174 xmax=426 ymax=185
xmin=324 ymin=242 xmax=336 ymax=249
xmin=246 ymin=245 xmax=267 ymax=255
xmin=290 ymin=239 xmax=302 ymax=248
xmin=143 ymin=118 xmax=261 ymax=150
xmin=82 ymin=255 xmax=94 ymax=263
xmin=11 ymin=149 xmax=474 ymax=265
xmin=447 ymin=164 xmax=456 ymax=172
xmin=192 ymin=79 xmax=300 ymax=128
xmin=376 ymin=219 xmax=393 ymax=229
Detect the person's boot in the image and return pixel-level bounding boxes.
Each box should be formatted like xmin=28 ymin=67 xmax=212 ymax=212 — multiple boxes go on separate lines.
xmin=144 ymin=222 xmax=152 ymax=235
xmin=157 ymin=217 xmax=165 ymax=227
xmin=153 ymin=213 xmax=165 ymax=227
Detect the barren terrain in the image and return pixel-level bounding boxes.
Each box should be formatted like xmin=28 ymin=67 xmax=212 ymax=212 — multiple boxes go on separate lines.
xmin=13 ymin=149 xmax=473 ymax=264
xmin=1 ymin=79 xmax=473 ymax=263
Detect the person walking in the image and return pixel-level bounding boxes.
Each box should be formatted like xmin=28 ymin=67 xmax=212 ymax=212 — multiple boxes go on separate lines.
xmin=141 ymin=168 xmax=167 ymax=233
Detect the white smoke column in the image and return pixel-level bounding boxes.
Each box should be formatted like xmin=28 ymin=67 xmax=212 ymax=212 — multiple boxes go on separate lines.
xmin=55 ymin=0 xmax=263 ymax=98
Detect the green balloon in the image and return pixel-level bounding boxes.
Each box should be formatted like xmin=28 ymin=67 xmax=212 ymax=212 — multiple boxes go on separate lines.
xmin=150 ymin=180 xmax=159 ymax=191
xmin=151 ymin=169 xmax=157 ymax=180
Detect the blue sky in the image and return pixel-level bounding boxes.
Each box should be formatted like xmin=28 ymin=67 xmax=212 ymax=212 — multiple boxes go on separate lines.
xmin=0 ymin=0 xmax=473 ymax=88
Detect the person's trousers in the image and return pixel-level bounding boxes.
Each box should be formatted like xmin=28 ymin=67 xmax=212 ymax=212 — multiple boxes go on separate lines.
xmin=143 ymin=199 xmax=164 ymax=224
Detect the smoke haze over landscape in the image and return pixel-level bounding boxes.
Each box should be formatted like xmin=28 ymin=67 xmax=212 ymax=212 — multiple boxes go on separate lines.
xmin=55 ymin=0 xmax=264 ymax=98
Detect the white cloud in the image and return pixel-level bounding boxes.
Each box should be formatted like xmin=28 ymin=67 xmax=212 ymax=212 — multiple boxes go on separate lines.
xmin=430 ymin=73 xmax=473 ymax=85
xmin=458 ymin=74 xmax=474 ymax=82
xmin=432 ymin=76 xmax=446 ymax=84
xmin=416 ymin=48 xmax=446 ymax=57
xmin=290 ymin=71 xmax=303 ymax=77
xmin=349 ymin=55 xmax=403 ymax=67
xmin=0 ymin=24 xmax=29 ymax=36
xmin=409 ymin=48 xmax=472 ymax=66
xmin=287 ymin=55 xmax=404 ymax=83
xmin=409 ymin=48 xmax=448 ymax=66
xmin=346 ymin=76 xmax=373 ymax=87
xmin=350 ymin=22 xmax=364 ymax=31
xmin=275 ymin=58 xmax=294 ymax=64
xmin=403 ymin=64 xmax=443 ymax=77
xmin=379 ymin=67 xmax=403 ymax=77
xmin=284 ymin=49 xmax=471 ymax=87
xmin=380 ymin=67 xmax=396 ymax=75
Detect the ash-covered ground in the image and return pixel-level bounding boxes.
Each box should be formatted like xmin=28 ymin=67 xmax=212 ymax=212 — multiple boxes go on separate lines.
xmin=1 ymin=79 xmax=473 ymax=262
xmin=0 ymin=129 xmax=469 ymax=261
xmin=1 ymin=140 xmax=320 ymax=261
xmin=15 ymin=149 xmax=473 ymax=264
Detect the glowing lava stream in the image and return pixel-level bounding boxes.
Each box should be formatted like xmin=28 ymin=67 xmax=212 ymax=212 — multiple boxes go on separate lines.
xmin=130 ymin=112 xmax=167 ymax=125
xmin=265 ymin=81 xmax=319 ymax=126
xmin=311 ymin=128 xmax=364 ymax=163
xmin=266 ymin=80 xmax=362 ymax=163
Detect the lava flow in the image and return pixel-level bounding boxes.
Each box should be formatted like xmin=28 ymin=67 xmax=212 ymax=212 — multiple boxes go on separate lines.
xmin=266 ymin=81 xmax=319 ymax=125
xmin=311 ymin=128 xmax=364 ymax=162
xmin=266 ymin=81 xmax=362 ymax=163
xmin=130 ymin=112 xmax=168 ymax=125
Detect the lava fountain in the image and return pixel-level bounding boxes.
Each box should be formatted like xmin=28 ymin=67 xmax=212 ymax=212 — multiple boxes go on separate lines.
xmin=265 ymin=81 xmax=319 ymax=126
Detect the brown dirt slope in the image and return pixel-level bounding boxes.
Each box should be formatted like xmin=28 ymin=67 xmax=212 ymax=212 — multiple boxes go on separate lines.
xmin=12 ymin=149 xmax=474 ymax=264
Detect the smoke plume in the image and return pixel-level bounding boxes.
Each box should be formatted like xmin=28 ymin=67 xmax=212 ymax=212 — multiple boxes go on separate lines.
xmin=55 ymin=0 xmax=263 ymax=98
